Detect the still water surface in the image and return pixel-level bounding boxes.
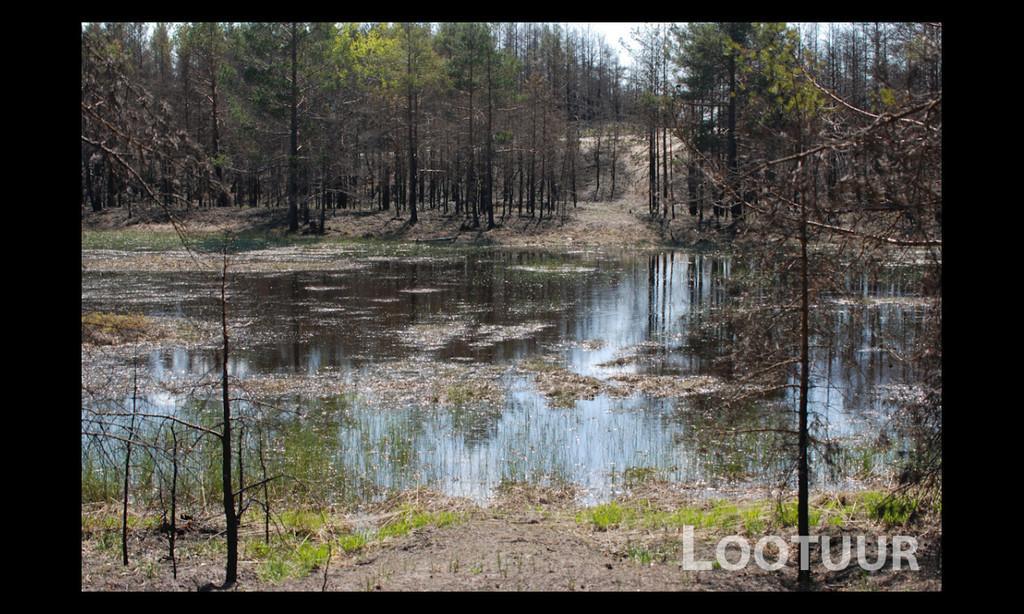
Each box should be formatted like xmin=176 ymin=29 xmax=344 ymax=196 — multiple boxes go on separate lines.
xmin=82 ymin=247 xmax=928 ymax=503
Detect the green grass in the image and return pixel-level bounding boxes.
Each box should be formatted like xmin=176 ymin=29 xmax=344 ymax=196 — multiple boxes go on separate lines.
xmin=254 ymin=505 xmax=466 ymax=583
xmin=338 ymin=532 xmax=369 ymax=553
xmin=578 ymin=502 xmax=626 ymax=530
xmin=244 ymin=539 xmax=273 ymax=559
xmin=278 ymin=509 xmax=326 ymax=535
xmin=575 ymin=492 xmax=924 ymax=534
xmin=376 ymin=505 xmax=463 ymax=540
xmin=624 ymin=541 xmax=675 ymax=565
xmin=741 ymin=506 xmax=767 ymax=535
xmin=858 ymin=491 xmax=920 ymax=526
xmin=82 ymin=512 xmax=162 ymax=533
xmin=774 ymin=501 xmax=823 ymax=528
xmin=246 ymin=527 xmax=373 ymax=584
xmin=83 ymin=228 xmax=211 ymax=251
xmin=254 ymin=537 xmax=332 ymax=584
xmin=627 ymin=543 xmax=653 ymax=564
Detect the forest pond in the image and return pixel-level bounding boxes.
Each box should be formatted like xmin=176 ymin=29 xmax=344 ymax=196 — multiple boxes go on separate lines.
xmin=82 ymin=246 xmax=931 ymax=506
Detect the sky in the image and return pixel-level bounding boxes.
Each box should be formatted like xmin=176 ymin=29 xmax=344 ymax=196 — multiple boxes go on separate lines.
xmin=564 ymin=22 xmax=672 ymax=67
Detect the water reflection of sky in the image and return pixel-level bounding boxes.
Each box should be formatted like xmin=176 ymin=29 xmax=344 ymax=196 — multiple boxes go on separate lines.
xmin=82 ymin=248 xmax=930 ymax=503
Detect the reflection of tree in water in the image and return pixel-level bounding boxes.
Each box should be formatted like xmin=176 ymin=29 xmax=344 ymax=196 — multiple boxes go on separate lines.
xmin=677 ymin=253 xmax=936 ymax=489
xmin=673 ymin=392 xmax=796 ymax=486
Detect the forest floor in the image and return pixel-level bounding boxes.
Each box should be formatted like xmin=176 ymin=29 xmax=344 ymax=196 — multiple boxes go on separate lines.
xmin=81 ymin=136 xmax=723 ymax=252
xmin=81 ymin=195 xmax=711 ymax=252
xmin=80 ymin=485 xmax=941 ymax=592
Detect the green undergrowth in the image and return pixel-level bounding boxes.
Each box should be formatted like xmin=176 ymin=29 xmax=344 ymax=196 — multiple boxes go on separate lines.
xmin=82 ymin=512 xmax=163 ymax=535
xmin=242 ymin=504 xmax=465 ymax=584
xmin=84 ymin=502 xmax=465 ymax=582
xmin=575 ymin=490 xmax=936 ymax=534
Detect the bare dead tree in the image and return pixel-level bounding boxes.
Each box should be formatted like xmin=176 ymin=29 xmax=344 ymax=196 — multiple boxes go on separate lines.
xmin=121 ymin=358 xmax=139 ymax=566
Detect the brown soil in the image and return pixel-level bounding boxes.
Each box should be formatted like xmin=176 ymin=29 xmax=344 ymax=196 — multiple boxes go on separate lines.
xmin=80 ymin=491 xmax=941 ymax=592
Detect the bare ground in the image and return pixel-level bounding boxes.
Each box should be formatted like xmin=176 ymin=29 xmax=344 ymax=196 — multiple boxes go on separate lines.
xmin=80 ymin=490 xmax=941 ymax=592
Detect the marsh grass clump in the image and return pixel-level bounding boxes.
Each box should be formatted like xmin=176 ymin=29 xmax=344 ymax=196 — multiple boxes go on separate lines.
xmin=519 ymin=358 xmax=606 ymax=407
xmin=624 ymin=540 xmax=676 ymax=565
xmin=494 ymin=479 xmax=579 ymax=509
xmin=82 ymin=311 xmax=156 ymax=345
xmin=443 ymin=383 xmax=492 ymax=406
xmin=520 ymin=357 xmax=563 ymax=373
xmin=95 ymin=529 xmax=120 ymax=553
xmin=622 ymin=466 xmax=659 ymax=487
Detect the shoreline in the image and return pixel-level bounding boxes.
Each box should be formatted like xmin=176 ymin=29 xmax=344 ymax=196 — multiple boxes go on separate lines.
xmin=81 ymin=485 xmax=941 ymax=592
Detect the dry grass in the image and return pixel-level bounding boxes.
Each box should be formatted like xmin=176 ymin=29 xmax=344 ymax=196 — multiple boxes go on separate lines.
xmin=82 ymin=311 xmax=157 ymax=345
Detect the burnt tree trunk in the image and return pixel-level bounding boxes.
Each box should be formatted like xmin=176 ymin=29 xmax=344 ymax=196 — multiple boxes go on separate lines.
xmin=220 ymin=251 xmax=238 ymax=587
xmin=287 ymin=23 xmax=299 ymax=232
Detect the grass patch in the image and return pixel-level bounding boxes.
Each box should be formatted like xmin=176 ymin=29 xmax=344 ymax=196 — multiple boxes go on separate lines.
xmin=575 ymin=491 xmax=927 ymax=535
xmin=246 ymin=525 xmax=373 ymax=584
xmin=622 ymin=466 xmax=659 ymax=486
xmin=377 ymin=505 xmax=465 ymax=540
xmin=443 ymin=383 xmax=490 ymax=406
xmin=278 ymin=509 xmax=326 ymax=536
xmin=774 ymin=501 xmax=823 ymax=528
xmin=338 ymin=532 xmax=369 ymax=553
xmin=520 ymin=357 xmax=563 ymax=373
xmin=245 ymin=539 xmax=273 ymax=559
xmin=95 ymin=530 xmax=120 ymax=553
xmin=858 ymin=491 xmax=920 ymax=526
xmin=82 ymin=512 xmax=162 ymax=534
xmin=82 ymin=311 xmax=155 ymax=345
xmin=627 ymin=543 xmax=653 ymax=565
xmin=578 ymin=502 xmax=626 ymax=531
xmin=254 ymin=537 xmax=332 ymax=584
xmin=741 ymin=506 xmax=767 ymax=535
xmin=547 ymin=388 xmax=580 ymax=408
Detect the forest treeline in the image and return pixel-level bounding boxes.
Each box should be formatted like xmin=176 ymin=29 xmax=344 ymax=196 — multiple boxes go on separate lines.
xmin=81 ymin=22 xmax=941 ymax=237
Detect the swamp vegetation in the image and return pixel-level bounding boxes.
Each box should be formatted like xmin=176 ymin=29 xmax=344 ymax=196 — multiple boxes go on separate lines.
xmin=81 ymin=21 xmax=940 ymax=591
